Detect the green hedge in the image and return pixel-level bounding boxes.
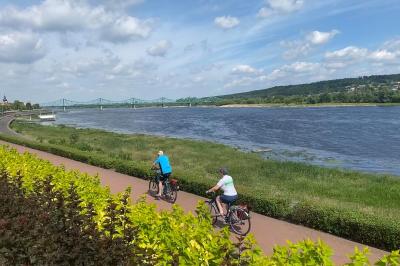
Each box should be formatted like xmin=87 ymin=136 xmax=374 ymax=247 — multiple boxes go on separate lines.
xmin=0 ymin=133 xmax=399 ymax=251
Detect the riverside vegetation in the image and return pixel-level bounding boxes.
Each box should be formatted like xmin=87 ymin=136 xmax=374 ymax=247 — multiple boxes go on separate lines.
xmin=0 ymin=145 xmax=399 ymax=265
xmin=2 ymin=120 xmax=400 ymax=252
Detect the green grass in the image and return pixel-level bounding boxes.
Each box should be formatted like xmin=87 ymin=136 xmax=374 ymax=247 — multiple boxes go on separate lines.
xmin=6 ymin=120 xmax=400 ymax=250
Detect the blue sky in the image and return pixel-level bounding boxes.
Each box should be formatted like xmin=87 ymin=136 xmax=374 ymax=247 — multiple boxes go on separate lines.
xmin=0 ymin=0 xmax=399 ymax=102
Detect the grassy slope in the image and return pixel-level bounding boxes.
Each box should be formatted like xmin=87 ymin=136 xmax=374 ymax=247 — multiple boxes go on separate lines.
xmin=8 ymin=121 xmax=400 ymax=249
xmin=11 ymin=121 xmax=400 ymax=216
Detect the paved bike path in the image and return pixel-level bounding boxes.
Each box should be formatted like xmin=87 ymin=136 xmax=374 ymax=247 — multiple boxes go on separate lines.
xmin=0 ymin=139 xmax=387 ymax=265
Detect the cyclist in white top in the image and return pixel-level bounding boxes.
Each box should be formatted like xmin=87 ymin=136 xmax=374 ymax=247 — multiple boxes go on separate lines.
xmin=206 ymin=168 xmax=238 ymax=216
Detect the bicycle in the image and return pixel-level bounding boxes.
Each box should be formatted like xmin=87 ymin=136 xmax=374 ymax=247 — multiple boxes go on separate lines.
xmin=205 ymin=192 xmax=251 ymax=236
xmin=148 ymin=169 xmax=179 ymax=204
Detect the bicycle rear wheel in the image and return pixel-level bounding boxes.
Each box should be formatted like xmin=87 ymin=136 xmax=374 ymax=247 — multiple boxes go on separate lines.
xmin=148 ymin=180 xmax=159 ymax=196
xmin=229 ymin=207 xmax=251 ymax=236
xmin=165 ymin=186 xmax=178 ymax=203
xmin=207 ymin=201 xmax=219 ymax=225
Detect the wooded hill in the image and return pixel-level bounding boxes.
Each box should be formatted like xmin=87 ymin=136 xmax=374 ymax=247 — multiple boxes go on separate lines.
xmin=218 ymin=73 xmax=400 ymax=99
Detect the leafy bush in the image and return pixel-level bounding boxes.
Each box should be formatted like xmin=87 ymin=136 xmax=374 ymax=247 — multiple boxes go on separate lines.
xmin=0 ymin=145 xmax=398 ymax=265
xmin=0 ymin=174 xmax=135 ymax=265
xmin=75 ymin=142 xmax=94 ymax=151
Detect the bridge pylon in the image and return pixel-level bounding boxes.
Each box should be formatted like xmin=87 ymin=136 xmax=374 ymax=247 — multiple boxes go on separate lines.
xmin=62 ymin=98 xmax=66 ymax=112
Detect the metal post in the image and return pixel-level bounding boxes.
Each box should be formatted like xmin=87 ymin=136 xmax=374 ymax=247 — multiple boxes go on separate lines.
xmin=62 ymin=98 xmax=66 ymax=112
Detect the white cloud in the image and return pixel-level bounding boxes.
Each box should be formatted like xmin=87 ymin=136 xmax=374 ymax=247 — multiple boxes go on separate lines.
xmin=0 ymin=32 xmax=46 ymax=63
xmin=258 ymin=0 xmax=304 ymax=18
xmin=268 ymin=0 xmax=304 ymax=12
xmin=281 ymin=40 xmax=311 ymax=59
xmin=369 ymin=49 xmax=397 ymax=61
xmin=0 ymin=0 xmax=152 ymax=43
xmin=282 ymin=61 xmax=320 ymax=72
xmin=0 ymin=0 xmax=109 ymax=31
xmin=225 ymin=61 xmax=320 ymax=89
xmin=100 ymin=0 xmax=144 ymax=10
xmin=214 ymin=16 xmax=240 ymax=29
xmin=146 ymin=40 xmax=172 ymax=57
xmin=325 ymin=46 xmax=368 ymax=60
xmin=231 ymin=64 xmax=259 ymax=74
xmin=192 ymin=76 xmax=204 ymax=83
xmin=224 ymin=77 xmax=253 ymax=88
xmin=101 ymin=16 xmax=152 ymax=42
xmin=282 ymin=29 xmax=339 ymax=59
xmin=306 ymin=30 xmax=339 ymax=45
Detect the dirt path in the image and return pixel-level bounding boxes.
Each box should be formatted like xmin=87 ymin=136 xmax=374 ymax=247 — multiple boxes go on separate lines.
xmin=0 ymin=138 xmax=387 ymax=265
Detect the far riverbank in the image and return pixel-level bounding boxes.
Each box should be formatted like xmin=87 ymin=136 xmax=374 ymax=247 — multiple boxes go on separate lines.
xmin=219 ymin=102 xmax=400 ymax=108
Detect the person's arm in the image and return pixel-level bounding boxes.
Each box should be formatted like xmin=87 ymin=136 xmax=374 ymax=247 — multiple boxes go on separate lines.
xmin=207 ymin=184 xmax=221 ymax=193
xmin=152 ymin=158 xmax=159 ymax=168
xmin=207 ymin=177 xmax=225 ymax=193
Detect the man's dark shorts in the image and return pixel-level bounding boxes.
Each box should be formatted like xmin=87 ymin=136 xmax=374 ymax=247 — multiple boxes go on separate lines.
xmin=159 ymin=172 xmax=171 ymax=182
xmin=220 ymin=194 xmax=238 ymax=204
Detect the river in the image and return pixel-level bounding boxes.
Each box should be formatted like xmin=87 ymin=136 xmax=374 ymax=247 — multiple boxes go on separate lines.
xmin=53 ymin=106 xmax=400 ymax=176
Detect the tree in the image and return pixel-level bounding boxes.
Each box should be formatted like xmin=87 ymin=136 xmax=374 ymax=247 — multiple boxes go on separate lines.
xmin=12 ymin=100 xmax=25 ymax=110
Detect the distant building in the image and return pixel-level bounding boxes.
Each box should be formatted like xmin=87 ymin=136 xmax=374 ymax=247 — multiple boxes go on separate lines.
xmin=1 ymin=95 xmax=8 ymax=105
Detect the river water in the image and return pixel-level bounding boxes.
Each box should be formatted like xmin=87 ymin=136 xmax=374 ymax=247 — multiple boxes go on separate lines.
xmin=53 ymin=106 xmax=400 ymax=176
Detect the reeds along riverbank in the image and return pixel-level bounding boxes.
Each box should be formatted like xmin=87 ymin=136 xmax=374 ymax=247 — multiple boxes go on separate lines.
xmin=3 ymin=120 xmax=400 ymax=251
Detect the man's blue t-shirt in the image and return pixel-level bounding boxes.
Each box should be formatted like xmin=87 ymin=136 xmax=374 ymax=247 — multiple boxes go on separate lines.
xmin=154 ymin=155 xmax=172 ymax=174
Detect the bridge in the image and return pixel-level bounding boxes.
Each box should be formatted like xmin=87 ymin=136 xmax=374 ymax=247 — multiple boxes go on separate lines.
xmin=40 ymin=97 xmax=221 ymax=110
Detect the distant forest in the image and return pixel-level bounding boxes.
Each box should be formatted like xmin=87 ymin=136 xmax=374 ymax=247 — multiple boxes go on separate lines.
xmin=178 ymin=73 xmax=400 ymax=105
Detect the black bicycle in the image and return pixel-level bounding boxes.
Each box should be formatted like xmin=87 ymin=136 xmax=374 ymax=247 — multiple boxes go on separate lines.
xmin=148 ymin=169 xmax=179 ymax=204
xmin=205 ymin=192 xmax=251 ymax=236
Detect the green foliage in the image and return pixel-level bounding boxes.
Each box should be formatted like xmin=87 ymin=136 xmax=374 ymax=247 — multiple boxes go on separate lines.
xmin=216 ymin=73 xmax=400 ymax=104
xmin=268 ymin=239 xmax=333 ymax=266
xmin=375 ymin=250 xmax=400 ymax=266
xmin=69 ymin=132 xmax=79 ymax=144
xmin=344 ymin=247 xmax=370 ymax=266
xmin=0 ymin=174 xmax=134 ymax=265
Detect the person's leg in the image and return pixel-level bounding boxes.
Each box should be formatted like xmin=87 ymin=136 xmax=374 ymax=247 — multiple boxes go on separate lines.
xmin=216 ymin=195 xmax=225 ymax=216
xmin=157 ymin=175 xmax=164 ymax=197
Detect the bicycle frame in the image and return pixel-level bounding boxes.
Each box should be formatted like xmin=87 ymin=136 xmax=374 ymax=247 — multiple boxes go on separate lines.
xmin=152 ymin=171 xmax=172 ymax=195
xmin=206 ymin=192 xmax=251 ymax=236
xmin=206 ymin=193 xmax=233 ymax=219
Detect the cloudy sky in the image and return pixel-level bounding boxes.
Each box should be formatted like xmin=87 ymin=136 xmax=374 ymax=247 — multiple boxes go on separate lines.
xmin=0 ymin=0 xmax=399 ymax=103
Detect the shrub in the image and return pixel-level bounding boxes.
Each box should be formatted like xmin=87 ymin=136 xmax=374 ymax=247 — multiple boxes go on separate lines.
xmin=69 ymin=132 xmax=79 ymax=144
xmin=0 ymin=145 xmax=398 ymax=265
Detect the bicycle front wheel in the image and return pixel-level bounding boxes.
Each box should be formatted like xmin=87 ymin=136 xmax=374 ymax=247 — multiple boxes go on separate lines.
xmin=148 ymin=180 xmax=159 ymax=196
xmin=207 ymin=201 xmax=219 ymax=225
xmin=165 ymin=186 xmax=178 ymax=203
xmin=229 ymin=207 xmax=251 ymax=236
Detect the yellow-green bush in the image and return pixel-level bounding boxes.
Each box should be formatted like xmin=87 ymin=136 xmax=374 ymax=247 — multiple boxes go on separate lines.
xmin=0 ymin=145 xmax=399 ymax=265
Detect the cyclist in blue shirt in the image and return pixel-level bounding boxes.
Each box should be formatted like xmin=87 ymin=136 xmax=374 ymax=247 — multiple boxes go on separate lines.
xmin=152 ymin=150 xmax=172 ymax=199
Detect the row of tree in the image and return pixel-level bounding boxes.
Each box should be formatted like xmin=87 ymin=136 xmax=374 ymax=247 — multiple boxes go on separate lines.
xmin=2 ymin=100 xmax=40 ymax=111
xmin=181 ymin=87 xmax=400 ymax=105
